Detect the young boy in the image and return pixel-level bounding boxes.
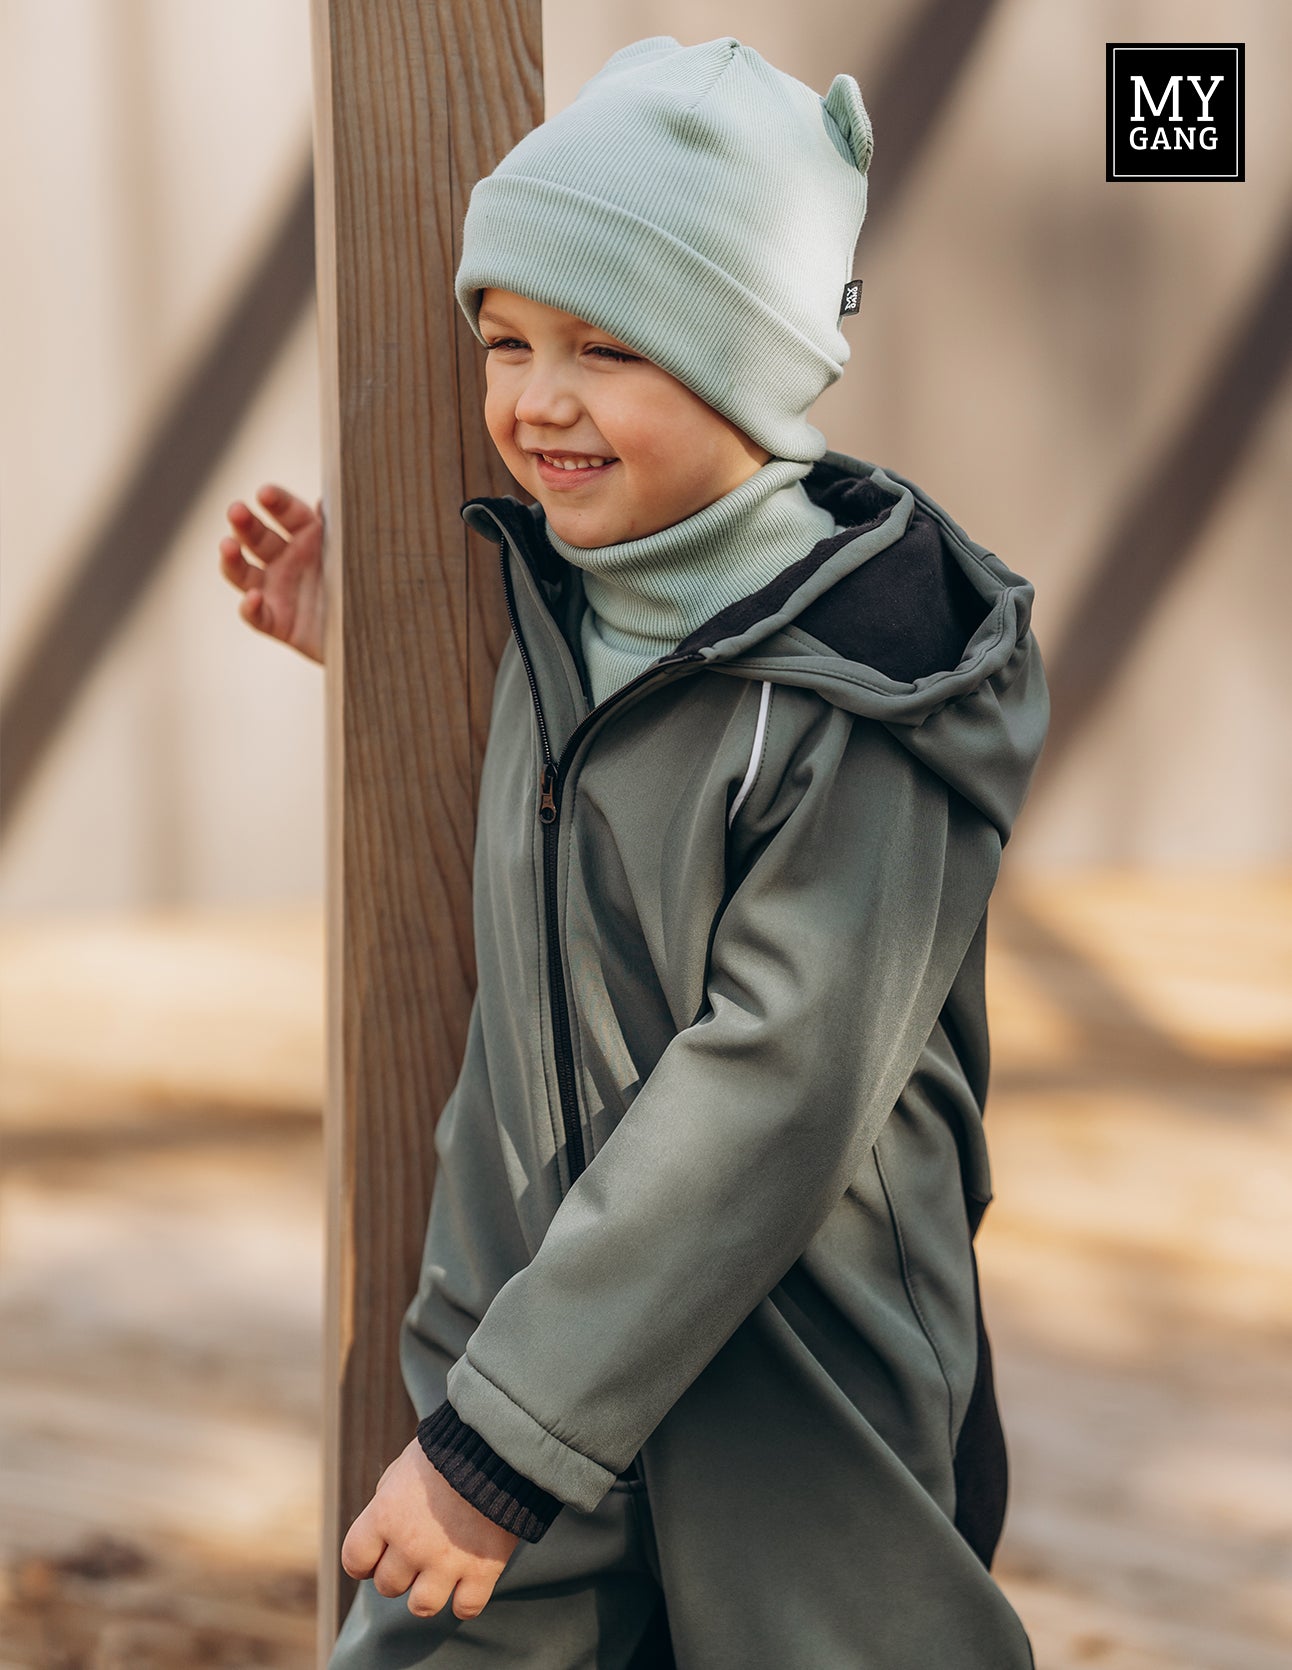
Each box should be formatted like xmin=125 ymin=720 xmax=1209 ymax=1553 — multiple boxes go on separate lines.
xmin=220 ymin=36 xmax=1047 ymax=1668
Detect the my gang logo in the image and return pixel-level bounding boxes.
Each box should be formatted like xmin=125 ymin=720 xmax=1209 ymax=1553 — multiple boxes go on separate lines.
xmin=1106 ymin=44 xmax=1244 ymax=182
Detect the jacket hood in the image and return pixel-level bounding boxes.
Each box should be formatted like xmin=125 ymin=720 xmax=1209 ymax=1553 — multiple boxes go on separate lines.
xmin=461 ymin=450 xmax=1049 ymax=843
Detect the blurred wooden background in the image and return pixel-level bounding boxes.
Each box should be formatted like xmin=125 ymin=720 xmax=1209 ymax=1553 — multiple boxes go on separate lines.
xmin=3 ymin=0 xmax=1290 ymax=898
xmin=2 ymin=879 xmax=1288 ymax=1667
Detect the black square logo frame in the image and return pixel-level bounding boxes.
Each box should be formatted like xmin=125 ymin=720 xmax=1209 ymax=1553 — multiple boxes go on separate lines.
xmin=1106 ymin=44 xmax=1244 ymax=182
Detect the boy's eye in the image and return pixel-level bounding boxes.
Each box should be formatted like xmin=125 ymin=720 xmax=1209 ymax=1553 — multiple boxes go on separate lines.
xmin=482 ymin=339 xmax=636 ymax=362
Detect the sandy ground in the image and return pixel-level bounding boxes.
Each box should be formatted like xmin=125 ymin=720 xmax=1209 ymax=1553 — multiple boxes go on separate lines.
xmin=0 ymin=873 xmax=1288 ymax=1668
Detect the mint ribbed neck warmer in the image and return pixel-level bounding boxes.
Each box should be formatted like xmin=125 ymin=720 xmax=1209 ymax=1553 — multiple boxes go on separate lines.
xmin=544 ymin=459 xmax=838 ymax=706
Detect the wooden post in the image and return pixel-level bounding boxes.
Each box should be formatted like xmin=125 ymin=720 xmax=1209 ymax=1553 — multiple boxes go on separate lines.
xmin=309 ymin=3 xmax=542 ymax=1655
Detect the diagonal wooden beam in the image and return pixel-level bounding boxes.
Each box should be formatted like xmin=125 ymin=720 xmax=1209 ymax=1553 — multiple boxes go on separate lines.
xmin=860 ymin=0 xmax=1002 ymax=216
xmin=0 ymin=157 xmax=315 ymax=842
xmin=1031 ymin=204 xmax=1292 ymax=782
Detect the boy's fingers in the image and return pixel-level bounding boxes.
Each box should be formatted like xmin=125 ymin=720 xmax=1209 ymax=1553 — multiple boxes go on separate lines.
xmin=256 ymin=483 xmax=320 ymax=535
xmin=371 ymin=1545 xmax=419 ymax=1599
xmin=223 ymin=551 xmax=276 ymax=638
xmin=339 ymin=1519 xmax=385 ymax=1581
xmin=451 ymin=1578 xmax=492 ymax=1621
xmin=227 ymin=501 xmax=287 ymax=563
xmin=241 ymin=588 xmax=272 ymax=634
xmin=407 ymin=1571 xmax=456 ymax=1619
xmin=219 ymin=537 xmax=256 ymax=587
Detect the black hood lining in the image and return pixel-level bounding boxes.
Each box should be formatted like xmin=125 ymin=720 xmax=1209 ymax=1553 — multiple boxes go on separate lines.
xmin=790 ymin=503 xmax=994 ymax=684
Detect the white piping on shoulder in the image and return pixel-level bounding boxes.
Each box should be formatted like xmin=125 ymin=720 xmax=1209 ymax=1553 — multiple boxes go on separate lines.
xmin=728 ymin=680 xmax=773 ymax=830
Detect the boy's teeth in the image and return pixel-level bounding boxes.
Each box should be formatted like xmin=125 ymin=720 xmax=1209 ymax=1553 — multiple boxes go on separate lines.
xmin=543 ymin=455 xmax=610 ymax=469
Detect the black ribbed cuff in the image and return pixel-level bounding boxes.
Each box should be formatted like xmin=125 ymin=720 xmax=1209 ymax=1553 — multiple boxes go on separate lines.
xmin=416 ymin=1399 xmax=565 ymax=1544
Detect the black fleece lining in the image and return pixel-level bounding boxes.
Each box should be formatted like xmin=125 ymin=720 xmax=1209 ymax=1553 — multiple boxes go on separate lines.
xmin=416 ymin=1398 xmax=565 ymax=1544
xmin=505 ymin=498 xmax=570 ymax=590
xmin=793 ymin=505 xmax=992 ymax=682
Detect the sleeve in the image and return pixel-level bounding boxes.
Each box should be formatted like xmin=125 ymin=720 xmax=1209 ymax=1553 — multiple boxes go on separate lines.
xmin=415 ymin=1400 xmax=565 ymax=1543
xmin=441 ymin=701 xmax=1003 ymax=1516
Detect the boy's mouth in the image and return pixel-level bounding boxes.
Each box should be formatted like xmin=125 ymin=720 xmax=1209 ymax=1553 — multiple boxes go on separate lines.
xmin=534 ymin=454 xmax=620 ymax=488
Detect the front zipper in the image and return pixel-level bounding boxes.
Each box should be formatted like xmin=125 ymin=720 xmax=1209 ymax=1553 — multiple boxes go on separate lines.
xmin=497 ymin=535 xmax=705 ymax=1188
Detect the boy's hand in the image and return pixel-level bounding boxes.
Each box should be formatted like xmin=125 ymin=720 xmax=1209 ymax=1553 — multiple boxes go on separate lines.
xmin=340 ymin=1436 xmax=522 ymax=1621
xmin=219 ymin=484 xmax=326 ymax=665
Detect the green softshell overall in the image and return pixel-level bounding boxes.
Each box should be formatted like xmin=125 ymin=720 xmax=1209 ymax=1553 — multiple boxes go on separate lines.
xmin=330 ymin=451 xmax=1049 ymax=1668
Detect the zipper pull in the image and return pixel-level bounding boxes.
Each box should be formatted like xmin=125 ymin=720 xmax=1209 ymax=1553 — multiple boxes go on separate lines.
xmin=539 ymin=762 xmax=558 ymax=824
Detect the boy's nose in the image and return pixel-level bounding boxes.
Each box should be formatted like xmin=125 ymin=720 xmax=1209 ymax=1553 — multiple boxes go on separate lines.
xmin=512 ymin=365 xmax=582 ymax=428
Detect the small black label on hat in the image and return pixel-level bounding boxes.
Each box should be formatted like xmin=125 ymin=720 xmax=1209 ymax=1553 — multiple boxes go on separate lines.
xmin=840 ymin=278 xmax=862 ymax=316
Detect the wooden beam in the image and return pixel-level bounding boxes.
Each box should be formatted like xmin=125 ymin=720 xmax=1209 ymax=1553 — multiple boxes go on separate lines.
xmin=309 ymin=1 xmax=541 ymax=1654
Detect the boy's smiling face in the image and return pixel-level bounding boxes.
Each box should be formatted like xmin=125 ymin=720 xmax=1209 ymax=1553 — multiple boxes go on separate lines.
xmin=479 ymin=288 xmax=770 ymax=547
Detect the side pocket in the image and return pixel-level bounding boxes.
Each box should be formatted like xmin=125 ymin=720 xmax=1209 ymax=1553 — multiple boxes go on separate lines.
xmin=873 ymin=1133 xmax=958 ymax=1455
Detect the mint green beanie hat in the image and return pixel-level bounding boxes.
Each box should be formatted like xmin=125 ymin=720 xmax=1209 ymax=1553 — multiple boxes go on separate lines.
xmin=453 ymin=35 xmax=874 ymax=463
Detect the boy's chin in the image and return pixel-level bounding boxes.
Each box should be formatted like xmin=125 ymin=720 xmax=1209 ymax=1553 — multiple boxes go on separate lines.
xmin=542 ymin=506 xmax=623 ymax=547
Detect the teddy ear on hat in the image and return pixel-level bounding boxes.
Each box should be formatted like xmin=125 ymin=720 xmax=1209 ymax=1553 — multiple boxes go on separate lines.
xmin=821 ymin=72 xmax=874 ymax=174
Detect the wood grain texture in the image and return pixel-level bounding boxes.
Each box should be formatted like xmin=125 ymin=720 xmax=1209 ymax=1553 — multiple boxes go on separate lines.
xmin=309 ymin=2 xmax=542 ymax=1651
